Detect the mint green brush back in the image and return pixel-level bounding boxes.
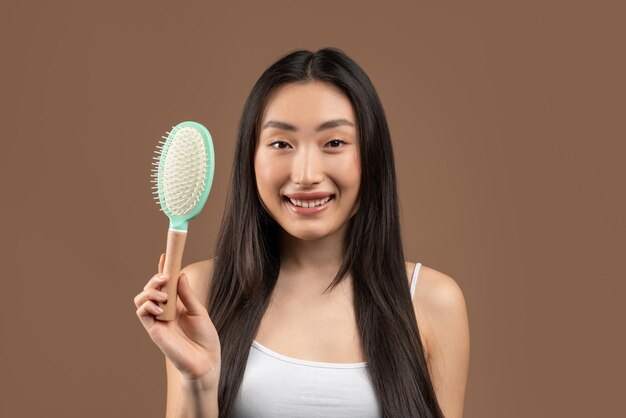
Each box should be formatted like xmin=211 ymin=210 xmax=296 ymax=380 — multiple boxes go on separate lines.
xmin=150 ymin=121 xmax=215 ymax=320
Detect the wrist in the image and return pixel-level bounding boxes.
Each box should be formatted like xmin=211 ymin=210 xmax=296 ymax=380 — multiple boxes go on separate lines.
xmin=182 ymin=368 xmax=220 ymax=393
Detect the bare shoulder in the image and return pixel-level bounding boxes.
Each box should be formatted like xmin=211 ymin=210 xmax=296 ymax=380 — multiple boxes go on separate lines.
xmin=180 ymin=257 xmax=215 ymax=302
xmin=407 ymin=263 xmax=470 ymax=417
xmin=404 ymin=262 xmax=469 ymax=356
xmin=414 ymin=264 xmax=467 ymax=321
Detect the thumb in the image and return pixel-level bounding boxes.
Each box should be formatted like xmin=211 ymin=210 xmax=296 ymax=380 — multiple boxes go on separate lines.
xmin=177 ymin=273 xmax=206 ymax=316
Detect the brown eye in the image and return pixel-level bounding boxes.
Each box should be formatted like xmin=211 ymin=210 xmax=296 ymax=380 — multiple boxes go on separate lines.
xmin=270 ymin=141 xmax=290 ymax=149
xmin=326 ymin=139 xmax=346 ymax=148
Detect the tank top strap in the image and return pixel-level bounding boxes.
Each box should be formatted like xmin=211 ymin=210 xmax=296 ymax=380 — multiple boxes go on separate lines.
xmin=410 ymin=262 xmax=422 ymax=300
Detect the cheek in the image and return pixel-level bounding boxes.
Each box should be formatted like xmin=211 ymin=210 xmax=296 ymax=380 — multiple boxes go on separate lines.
xmin=331 ymin=153 xmax=361 ymax=190
xmin=255 ymin=154 xmax=284 ymax=194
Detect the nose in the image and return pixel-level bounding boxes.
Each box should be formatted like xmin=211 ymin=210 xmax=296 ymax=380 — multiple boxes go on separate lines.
xmin=291 ymin=148 xmax=324 ymax=187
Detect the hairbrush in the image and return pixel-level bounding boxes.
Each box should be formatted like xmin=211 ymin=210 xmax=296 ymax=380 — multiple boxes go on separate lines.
xmin=150 ymin=121 xmax=215 ymax=320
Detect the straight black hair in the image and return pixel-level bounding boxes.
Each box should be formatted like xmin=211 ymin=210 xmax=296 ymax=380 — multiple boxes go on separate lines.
xmin=208 ymin=47 xmax=444 ymax=418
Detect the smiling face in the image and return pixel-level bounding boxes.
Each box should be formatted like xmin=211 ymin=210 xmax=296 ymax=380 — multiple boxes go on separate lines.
xmin=254 ymin=81 xmax=361 ymax=241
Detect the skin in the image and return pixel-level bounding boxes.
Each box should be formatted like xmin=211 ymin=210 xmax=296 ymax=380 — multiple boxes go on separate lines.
xmin=135 ymin=80 xmax=470 ymax=418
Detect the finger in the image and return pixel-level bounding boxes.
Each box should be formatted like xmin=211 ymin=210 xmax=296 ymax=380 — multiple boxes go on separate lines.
xmin=143 ymin=274 xmax=169 ymax=291
xmin=177 ymin=274 xmax=207 ymax=316
xmin=158 ymin=253 xmax=165 ymax=275
xmin=134 ymin=288 xmax=168 ymax=308
xmin=135 ymin=304 xmax=154 ymax=331
xmin=136 ymin=299 xmax=163 ymax=319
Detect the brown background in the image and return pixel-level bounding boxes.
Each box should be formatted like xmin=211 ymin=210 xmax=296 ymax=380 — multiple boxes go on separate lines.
xmin=1 ymin=1 xmax=624 ymax=417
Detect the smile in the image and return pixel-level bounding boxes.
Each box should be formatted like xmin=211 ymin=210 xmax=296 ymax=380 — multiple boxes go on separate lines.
xmin=283 ymin=195 xmax=335 ymax=214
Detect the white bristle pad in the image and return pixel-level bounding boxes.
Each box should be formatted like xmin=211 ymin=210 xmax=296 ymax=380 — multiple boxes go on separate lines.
xmin=160 ymin=126 xmax=208 ymax=216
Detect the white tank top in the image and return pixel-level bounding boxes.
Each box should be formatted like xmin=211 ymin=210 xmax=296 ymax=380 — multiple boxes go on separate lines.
xmin=232 ymin=262 xmax=422 ymax=417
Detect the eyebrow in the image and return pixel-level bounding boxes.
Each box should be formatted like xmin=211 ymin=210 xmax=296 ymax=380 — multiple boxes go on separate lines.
xmin=261 ymin=118 xmax=355 ymax=132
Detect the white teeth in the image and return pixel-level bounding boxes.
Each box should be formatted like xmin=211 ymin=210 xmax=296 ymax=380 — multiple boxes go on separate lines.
xmin=288 ymin=195 xmax=333 ymax=208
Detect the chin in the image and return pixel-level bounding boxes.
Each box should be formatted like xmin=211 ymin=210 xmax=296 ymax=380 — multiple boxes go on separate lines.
xmin=290 ymin=231 xmax=328 ymax=241
xmin=283 ymin=226 xmax=333 ymax=241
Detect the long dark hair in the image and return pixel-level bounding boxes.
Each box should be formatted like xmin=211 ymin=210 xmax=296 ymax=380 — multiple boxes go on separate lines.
xmin=208 ymin=47 xmax=443 ymax=418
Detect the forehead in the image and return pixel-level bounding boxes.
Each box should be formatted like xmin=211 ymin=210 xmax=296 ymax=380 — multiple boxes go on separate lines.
xmin=260 ymin=82 xmax=356 ymax=130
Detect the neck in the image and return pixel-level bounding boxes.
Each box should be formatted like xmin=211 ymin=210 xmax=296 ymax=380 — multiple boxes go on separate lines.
xmin=277 ymin=224 xmax=349 ymax=294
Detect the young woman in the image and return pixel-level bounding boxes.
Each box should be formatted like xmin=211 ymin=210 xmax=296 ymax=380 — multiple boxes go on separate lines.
xmin=134 ymin=48 xmax=470 ymax=418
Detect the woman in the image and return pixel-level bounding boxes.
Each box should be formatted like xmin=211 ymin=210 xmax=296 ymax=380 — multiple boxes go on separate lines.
xmin=134 ymin=47 xmax=470 ymax=418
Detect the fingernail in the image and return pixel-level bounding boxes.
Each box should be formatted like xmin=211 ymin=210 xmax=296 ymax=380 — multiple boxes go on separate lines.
xmin=158 ymin=275 xmax=166 ymax=281
xmin=155 ymin=306 xmax=163 ymax=313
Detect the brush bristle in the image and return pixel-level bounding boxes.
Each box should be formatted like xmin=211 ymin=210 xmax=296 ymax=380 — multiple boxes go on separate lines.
xmin=150 ymin=125 xmax=208 ymax=215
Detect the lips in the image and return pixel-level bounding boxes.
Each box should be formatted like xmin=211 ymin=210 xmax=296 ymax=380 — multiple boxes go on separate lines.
xmin=282 ymin=193 xmax=335 ymax=213
xmin=284 ymin=192 xmax=335 ymax=200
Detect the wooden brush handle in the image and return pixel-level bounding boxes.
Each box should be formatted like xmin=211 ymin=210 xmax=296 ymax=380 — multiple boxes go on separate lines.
xmin=156 ymin=228 xmax=188 ymax=321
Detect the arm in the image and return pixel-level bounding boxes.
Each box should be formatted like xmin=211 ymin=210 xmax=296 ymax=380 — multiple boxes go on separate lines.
xmin=165 ymin=358 xmax=219 ymax=418
xmin=419 ymin=270 xmax=470 ymax=418
xmin=165 ymin=259 xmax=219 ymax=418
